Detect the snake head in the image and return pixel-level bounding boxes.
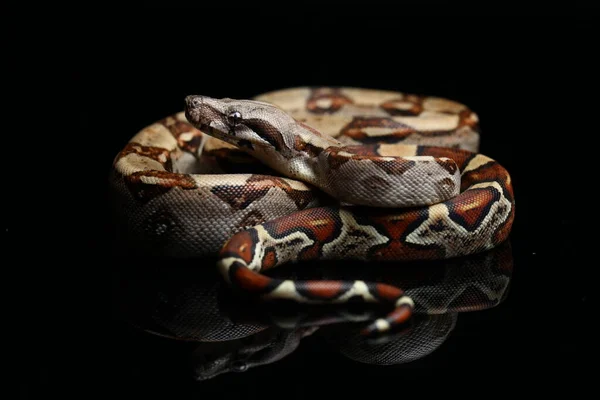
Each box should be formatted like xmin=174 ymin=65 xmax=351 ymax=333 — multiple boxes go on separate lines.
xmin=185 ymin=95 xmax=294 ymax=152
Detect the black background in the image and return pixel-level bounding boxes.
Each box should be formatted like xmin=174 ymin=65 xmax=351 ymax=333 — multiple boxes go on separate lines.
xmin=16 ymin=4 xmax=596 ymax=398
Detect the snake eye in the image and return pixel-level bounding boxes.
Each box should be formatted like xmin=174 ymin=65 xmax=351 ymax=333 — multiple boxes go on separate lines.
xmin=228 ymin=111 xmax=242 ymax=126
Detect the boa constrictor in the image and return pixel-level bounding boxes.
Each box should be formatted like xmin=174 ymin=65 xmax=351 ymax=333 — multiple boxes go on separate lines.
xmin=110 ymin=87 xmax=515 ymax=335
xmin=114 ymin=243 xmax=513 ymax=377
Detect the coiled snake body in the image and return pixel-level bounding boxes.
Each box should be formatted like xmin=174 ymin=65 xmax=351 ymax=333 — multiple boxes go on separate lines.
xmin=111 ymin=87 xmax=514 ymax=335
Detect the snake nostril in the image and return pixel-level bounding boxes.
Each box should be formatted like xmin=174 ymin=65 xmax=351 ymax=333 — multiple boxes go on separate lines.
xmin=185 ymin=95 xmax=203 ymax=109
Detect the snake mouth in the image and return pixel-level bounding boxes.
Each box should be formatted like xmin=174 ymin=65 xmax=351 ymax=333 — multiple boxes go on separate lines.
xmin=196 ymin=121 xmax=236 ymax=142
xmin=198 ymin=122 xmax=220 ymax=136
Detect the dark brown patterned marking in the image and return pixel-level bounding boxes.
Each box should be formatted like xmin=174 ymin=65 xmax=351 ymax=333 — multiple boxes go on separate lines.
xmin=324 ymin=147 xmax=351 ymax=170
xmin=461 ymin=162 xmax=513 ymax=199
xmin=341 ymin=144 xmax=381 ymax=156
xmin=436 ymin=158 xmax=458 ymax=175
xmin=326 ymin=148 xmax=417 ymax=176
xmin=247 ymin=175 xmax=315 ymax=210
xmin=294 ymin=135 xmax=325 ymax=157
xmin=340 ymin=117 xmax=415 ymax=143
xmin=236 ymin=210 xmax=265 ymax=232
xmin=286 ymin=190 xmax=316 ymax=210
xmin=458 ymin=109 xmax=480 ymax=130
xmin=439 ymin=177 xmax=456 ymax=193
xmin=363 ymin=208 xmax=446 ymax=260
xmin=201 ymin=147 xmax=269 ymax=174
xmin=446 ymin=187 xmax=500 ymax=231
xmin=211 ymin=184 xmax=269 ymax=210
xmin=161 ymin=119 xmax=204 ymax=154
xmin=213 ymin=175 xmax=314 ymax=210
xmin=307 ymin=87 xmax=353 ymax=113
xmin=129 ymin=171 xmax=191 ymax=186
xmin=263 ymin=207 xmax=343 ymax=260
xmin=202 ymin=147 xmax=255 ymax=161
xmin=380 ymin=95 xmax=424 ymax=116
xmin=125 ymin=170 xmax=196 ymax=202
xmin=118 ymin=143 xmax=172 ymax=170
xmin=246 ymin=175 xmax=289 ymax=187
xmin=428 ymin=219 xmax=449 ymax=232
xmin=243 ymin=119 xmax=287 ymax=152
xmin=417 ymin=146 xmax=475 ymax=171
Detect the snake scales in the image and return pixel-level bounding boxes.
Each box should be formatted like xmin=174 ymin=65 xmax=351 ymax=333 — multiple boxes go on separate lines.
xmin=110 ymin=87 xmax=515 ymax=335
xmin=115 ymin=243 xmax=512 ymax=377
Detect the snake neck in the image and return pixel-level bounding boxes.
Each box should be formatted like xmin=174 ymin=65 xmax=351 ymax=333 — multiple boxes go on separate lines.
xmin=241 ymin=120 xmax=342 ymax=190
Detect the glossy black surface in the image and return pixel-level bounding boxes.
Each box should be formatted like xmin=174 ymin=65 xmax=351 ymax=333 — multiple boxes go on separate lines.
xmin=113 ymin=244 xmax=513 ymax=379
xmin=20 ymin=5 xmax=595 ymax=398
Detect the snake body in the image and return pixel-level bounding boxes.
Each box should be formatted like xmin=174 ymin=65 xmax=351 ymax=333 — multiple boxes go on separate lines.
xmin=111 ymin=87 xmax=514 ymax=335
xmin=115 ymin=243 xmax=513 ymax=377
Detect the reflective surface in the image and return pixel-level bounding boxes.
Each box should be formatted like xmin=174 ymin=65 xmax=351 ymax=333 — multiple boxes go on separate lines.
xmin=112 ymin=243 xmax=512 ymax=380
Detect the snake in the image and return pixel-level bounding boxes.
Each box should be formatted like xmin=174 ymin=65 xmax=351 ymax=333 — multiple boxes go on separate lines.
xmin=110 ymin=87 xmax=515 ymax=336
xmin=114 ymin=243 xmax=513 ymax=377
